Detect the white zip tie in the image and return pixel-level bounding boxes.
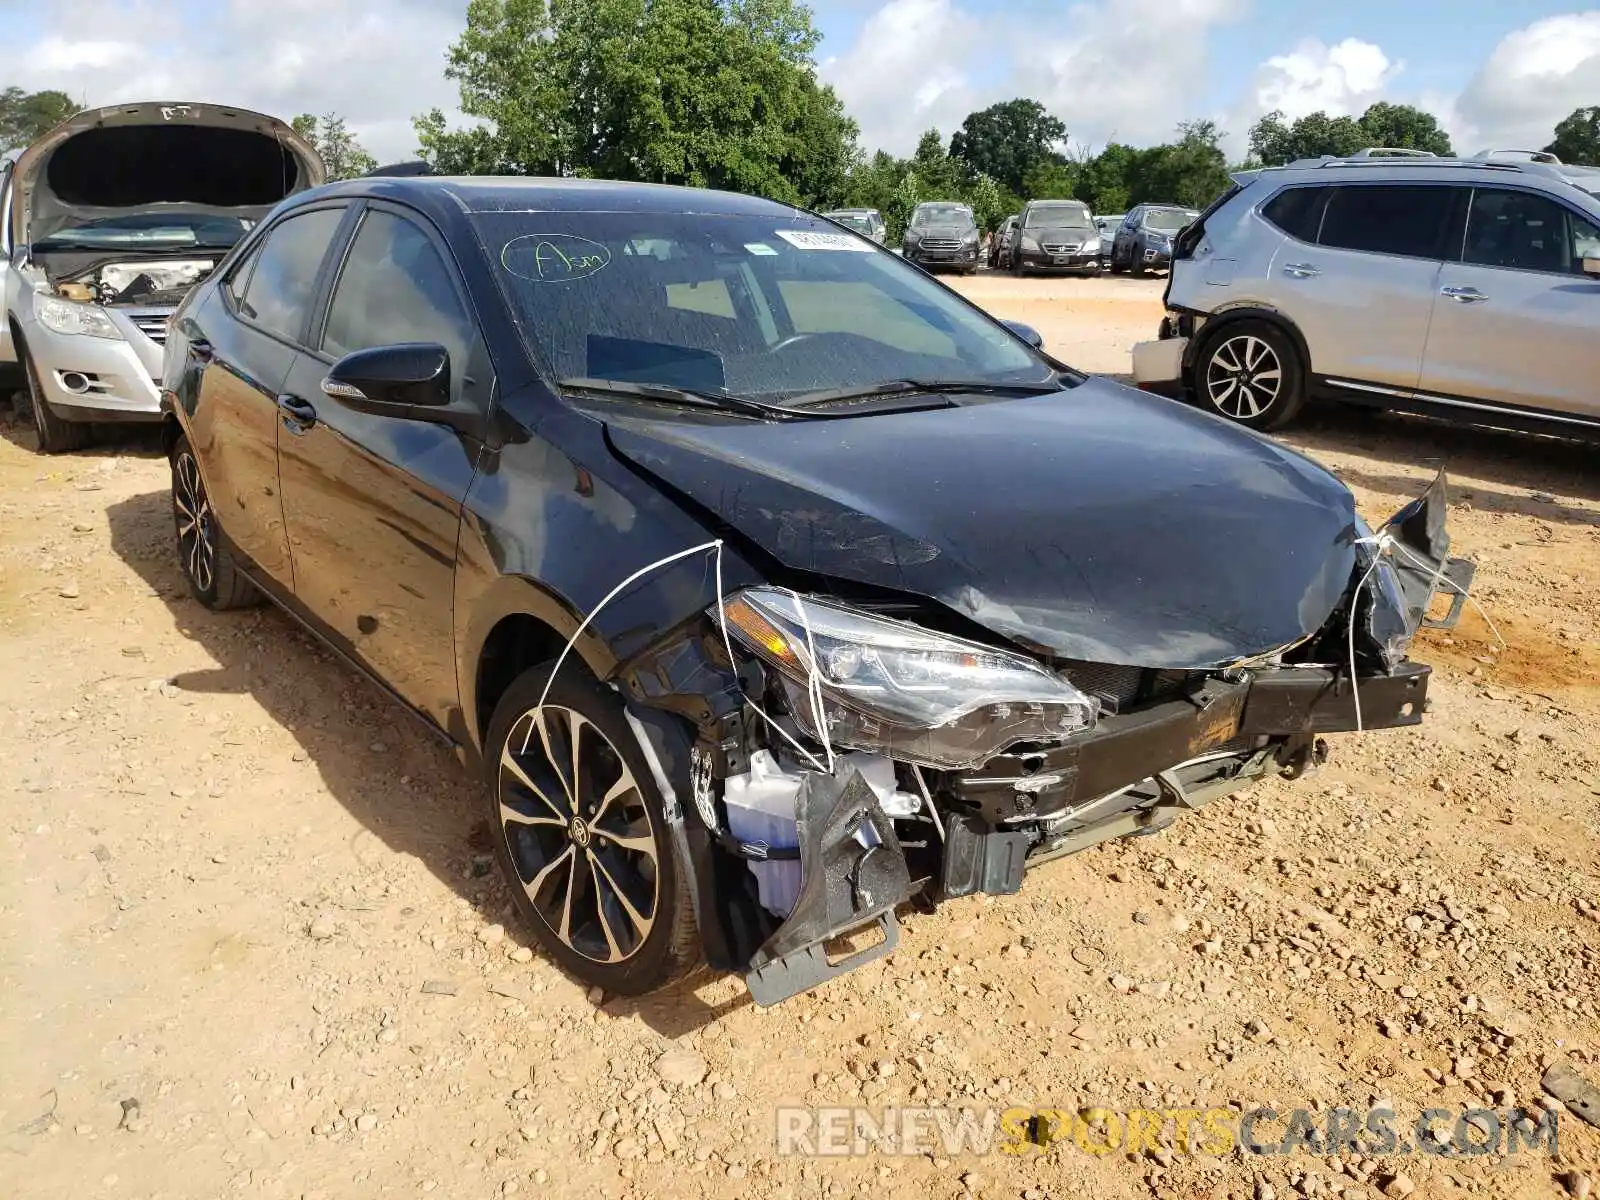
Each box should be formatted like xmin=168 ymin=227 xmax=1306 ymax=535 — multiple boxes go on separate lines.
xmin=713 ymin=544 xmax=832 ymax=773
xmin=1345 ymin=534 xmax=1390 ymax=734
xmin=1347 ymin=526 xmax=1504 ymax=734
xmin=785 ymin=585 xmax=836 ymax=774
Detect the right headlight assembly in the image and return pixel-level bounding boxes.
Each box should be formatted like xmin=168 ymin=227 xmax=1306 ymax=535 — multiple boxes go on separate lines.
xmin=715 ymin=588 xmax=1098 ymax=770
xmin=36 ymin=295 xmax=123 ymax=340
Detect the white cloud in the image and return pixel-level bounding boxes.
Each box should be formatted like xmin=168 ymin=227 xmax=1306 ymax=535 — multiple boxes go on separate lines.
xmin=822 ymin=0 xmax=1248 ymax=156
xmin=1454 ymin=12 xmax=1600 ymax=153
xmin=1247 ymin=37 xmax=1399 ymax=122
xmin=820 ymin=0 xmax=984 ymax=154
xmin=2 ymin=0 xmax=466 ymax=163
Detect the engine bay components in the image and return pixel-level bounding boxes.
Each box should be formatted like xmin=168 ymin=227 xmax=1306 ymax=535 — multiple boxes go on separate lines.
xmin=54 ymin=259 xmax=218 ymax=308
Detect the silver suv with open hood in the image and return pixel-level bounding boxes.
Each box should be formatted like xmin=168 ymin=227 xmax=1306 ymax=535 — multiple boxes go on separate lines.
xmin=2 ymin=102 xmax=323 ymax=452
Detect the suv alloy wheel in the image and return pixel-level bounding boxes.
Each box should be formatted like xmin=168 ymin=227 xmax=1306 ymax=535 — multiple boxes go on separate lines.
xmin=483 ymin=662 xmax=699 ymax=994
xmin=1195 ymin=320 xmax=1306 ymax=431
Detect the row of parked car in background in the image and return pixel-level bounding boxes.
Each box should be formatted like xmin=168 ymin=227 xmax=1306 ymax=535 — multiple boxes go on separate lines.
xmin=822 ymin=198 xmax=1204 ymax=277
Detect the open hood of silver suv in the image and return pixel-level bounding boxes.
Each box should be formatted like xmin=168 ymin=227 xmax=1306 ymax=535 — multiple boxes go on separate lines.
xmin=10 ymin=101 xmax=325 ymax=249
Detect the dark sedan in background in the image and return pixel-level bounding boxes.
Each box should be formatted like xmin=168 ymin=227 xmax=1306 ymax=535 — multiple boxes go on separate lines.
xmin=1011 ymin=199 xmax=1102 ymax=274
xmin=157 ymin=175 xmax=1468 ymax=1007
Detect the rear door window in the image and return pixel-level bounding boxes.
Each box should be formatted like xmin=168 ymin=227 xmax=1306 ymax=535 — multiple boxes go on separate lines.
xmin=238 ymin=207 xmax=345 ymax=342
xmin=1318 ymin=185 xmax=1453 ymax=260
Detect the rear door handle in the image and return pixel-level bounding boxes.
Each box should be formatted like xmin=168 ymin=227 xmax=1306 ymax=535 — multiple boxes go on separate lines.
xmin=277 ymin=393 xmax=317 ymax=430
xmin=1282 ymin=262 xmax=1320 ymax=279
xmin=1441 ymin=285 xmax=1488 ymax=303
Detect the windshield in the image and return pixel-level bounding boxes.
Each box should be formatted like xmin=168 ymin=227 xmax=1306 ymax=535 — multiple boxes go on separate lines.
xmin=31 ymin=211 xmax=254 ymax=251
xmin=1025 ymin=204 xmax=1091 ymax=229
xmin=826 ymin=213 xmax=874 ymax=235
xmin=474 ymin=211 xmax=1049 ymax=401
xmin=912 ymin=204 xmax=974 ymax=229
xmin=1142 ymin=208 xmax=1194 ymax=233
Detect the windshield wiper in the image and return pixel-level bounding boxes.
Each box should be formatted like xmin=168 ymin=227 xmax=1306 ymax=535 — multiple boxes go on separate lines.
xmin=785 ymin=377 xmax=1065 ymax=408
xmin=559 ymin=376 xmax=820 ymax=421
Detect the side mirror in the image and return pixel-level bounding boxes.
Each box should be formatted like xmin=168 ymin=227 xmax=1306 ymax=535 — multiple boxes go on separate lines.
xmin=1584 ymin=257 xmax=1600 ymax=277
xmin=1001 ymin=319 xmax=1044 ymax=349
xmin=321 ymin=342 xmax=450 ymax=412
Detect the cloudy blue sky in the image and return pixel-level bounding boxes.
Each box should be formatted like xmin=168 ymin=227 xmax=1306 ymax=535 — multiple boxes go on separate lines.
xmin=0 ymin=0 xmax=1594 ymax=163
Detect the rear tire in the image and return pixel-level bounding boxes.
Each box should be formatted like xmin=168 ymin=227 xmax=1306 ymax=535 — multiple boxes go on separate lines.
xmin=483 ymin=662 xmax=699 ymax=996
xmin=22 ymin=351 xmax=90 ymax=454
xmin=1194 ymin=320 xmax=1306 ymax=431
xmin=170 ymin=434 xmax=261 ymax=609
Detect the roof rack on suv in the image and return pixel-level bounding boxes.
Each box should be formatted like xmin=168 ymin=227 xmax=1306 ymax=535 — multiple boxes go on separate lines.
xmin=1348 ymin=147 xmax=1438 ymax=159
xmin=1471 ymin=148 xmax=1562 ymax=164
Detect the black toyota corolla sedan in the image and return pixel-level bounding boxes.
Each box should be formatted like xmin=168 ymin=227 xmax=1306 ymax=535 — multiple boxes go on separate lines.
xmin=159 ymin=177 xmax=1472 ymax=1005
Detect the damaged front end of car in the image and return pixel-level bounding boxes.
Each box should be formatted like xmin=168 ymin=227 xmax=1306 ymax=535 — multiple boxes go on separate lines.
xmin=618 ymin=472 xmax=1473 ymax=1006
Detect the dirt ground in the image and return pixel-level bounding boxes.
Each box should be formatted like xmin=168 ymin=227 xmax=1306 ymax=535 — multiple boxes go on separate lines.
xmin=2 ymin=273 xmax=1598 ymax=1200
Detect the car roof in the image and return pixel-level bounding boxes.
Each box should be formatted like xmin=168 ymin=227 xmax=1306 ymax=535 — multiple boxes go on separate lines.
xmin=297 ymin=175 xmax=806 ymax=222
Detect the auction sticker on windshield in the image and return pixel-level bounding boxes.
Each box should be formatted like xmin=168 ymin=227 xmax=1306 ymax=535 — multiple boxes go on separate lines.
xmin=776 ymin=229 xmax=873 ymax=252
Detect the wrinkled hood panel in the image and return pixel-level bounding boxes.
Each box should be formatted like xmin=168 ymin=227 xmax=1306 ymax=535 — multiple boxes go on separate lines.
xmin=607 ymin=381 xmax=1359 ymax=669
xmin=12 ymin=101 xmax=324 ymax=247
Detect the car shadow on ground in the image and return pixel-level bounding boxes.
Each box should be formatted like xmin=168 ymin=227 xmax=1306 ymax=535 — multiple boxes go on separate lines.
xmin=104 ymin=486 xmax=749 ymax=1037
xmin=1282 ymin=405 xmax=1600 ymax=526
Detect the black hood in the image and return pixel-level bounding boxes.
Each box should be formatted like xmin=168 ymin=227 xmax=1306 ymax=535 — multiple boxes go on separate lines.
xmin=911 ymin=224 xmax=975 ymax=239
xmin=606 ymin=381 xmax=1360 ymax=669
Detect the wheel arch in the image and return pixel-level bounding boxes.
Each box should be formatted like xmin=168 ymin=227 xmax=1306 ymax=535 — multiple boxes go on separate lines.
xmin=461 ymin=579 xmax=621 ymax=761
xmin=1184 ymin=305 xmax=1312 ymax=385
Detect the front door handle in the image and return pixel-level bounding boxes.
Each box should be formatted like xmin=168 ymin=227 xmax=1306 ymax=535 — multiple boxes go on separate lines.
xmin=189 ymin=338 xmax=214 ymax=362
xmin=1441 ymin=285 xmax=1488 ymax=304
xmin=1282 ymin=262 xmax=1320 ymax=279
xmin=277 ymin=393 xmax=317 ymax=430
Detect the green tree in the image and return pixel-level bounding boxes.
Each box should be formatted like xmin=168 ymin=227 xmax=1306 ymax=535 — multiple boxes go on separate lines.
xmin=1071 ymin=143 xmax=1136 ymax=212
xmin=1020 ymin=157 xmax=1076 ymax=201
xmin=948 ymin=98 xmax=1067 ymax=195
xmin=909 ymin=128 xmax=964 ymax=198
xmin=1546 ymin=106 xmax=1600 ymax=164
xmin=1358 ymin=102 xmax=1453 ymax=156
xmin=292 ymin=113 xmax=379 ymax=181
xmin=1248 ymin=109 xmax=1366 ymax=165
xmin=1248 ymin=104 xmax=1452 ymax=166
xmin=415 ymin=0 xmax=858 ymax=206
xmin=0 ymin=87 xmax=80 ymax=152
xmin=1128 ymin=120 xmax=1231 ymax=208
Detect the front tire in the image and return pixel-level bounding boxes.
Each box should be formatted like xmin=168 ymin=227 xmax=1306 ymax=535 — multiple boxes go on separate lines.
xmin=170 ymin=434 xmax=260 ymax=609
xmin=22 ymin=351 xmax=90 ymax=454
xmin=1130 ymin=246 xmax=1147 ymax=277
xmin=483 ymin=663 xmax=698 ymax=996
xmin=1194 ymin=320 xmax=1306 ymax=431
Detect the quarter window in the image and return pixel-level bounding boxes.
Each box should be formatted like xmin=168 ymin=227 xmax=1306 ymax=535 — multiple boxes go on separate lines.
xmin=238 ymin=207 xmax=344 ymax=341
xmin=1463 ymin=188 xmax=1600 ymax=275
xmin=1261 ymin=187 xmax=1327 ymax=243
xmin=322 ymin=210 xmax=477 ymax=386
xmin=1318 ymin=185 xmax=1452 ymax=260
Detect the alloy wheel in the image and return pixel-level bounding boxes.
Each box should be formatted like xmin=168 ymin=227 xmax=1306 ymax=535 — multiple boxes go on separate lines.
xmin=497 ymin=705 xmax=660 ymax=964
xmin=1204 ymin=334 xmax=1283 ymax=421
xmin=173 ymin=451 xmax=217 ymax=593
